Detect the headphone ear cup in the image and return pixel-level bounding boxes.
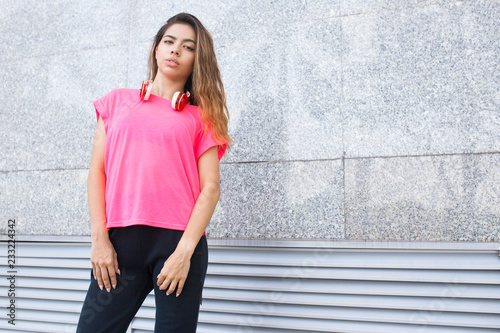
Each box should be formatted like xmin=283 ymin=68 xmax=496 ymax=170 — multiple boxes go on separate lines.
xmin=172 ymin=92 xmax=181 ymax=110
xmin=140 ymin=80 xmax=153 ymax=101
xmin=178 ymin=93 xmax=189 ymax=110
xmin=172 ymin=91 xmax=190 ymax=111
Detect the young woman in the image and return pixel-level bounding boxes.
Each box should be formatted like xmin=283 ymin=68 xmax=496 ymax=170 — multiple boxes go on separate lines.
xmin=77 ymin=13 xmax=231 ymax=333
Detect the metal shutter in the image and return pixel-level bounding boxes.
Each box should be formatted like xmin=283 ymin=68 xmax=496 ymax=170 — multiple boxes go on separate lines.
xmin=0 ymin=237 xmax=499 ymax=333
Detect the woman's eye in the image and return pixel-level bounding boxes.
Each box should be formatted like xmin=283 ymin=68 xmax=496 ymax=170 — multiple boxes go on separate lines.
xmin=164 ymin=40 xmax=173 ymax=44
xmin=184 ymin=46 xmax=195 ymax=51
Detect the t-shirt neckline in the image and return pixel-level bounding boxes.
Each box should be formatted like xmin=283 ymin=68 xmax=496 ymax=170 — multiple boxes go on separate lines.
xmin=148 ymin=93 xmax=173 ymax=104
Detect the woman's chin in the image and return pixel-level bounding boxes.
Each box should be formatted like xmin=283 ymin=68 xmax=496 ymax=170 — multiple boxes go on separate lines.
xmin=158 ymin=69 xmax=190 ymax=82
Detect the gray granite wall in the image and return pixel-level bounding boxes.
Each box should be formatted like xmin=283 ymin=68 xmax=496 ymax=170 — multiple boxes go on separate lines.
xmin=1 ymin=1 xmax=499 ymax=241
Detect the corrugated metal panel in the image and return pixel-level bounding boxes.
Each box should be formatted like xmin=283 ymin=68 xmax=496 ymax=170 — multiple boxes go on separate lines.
xmin=0 ymin=238 xmax=499 ymax=333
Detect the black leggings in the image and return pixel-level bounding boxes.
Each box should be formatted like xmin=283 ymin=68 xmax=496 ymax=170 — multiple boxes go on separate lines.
xmin=76 ymin=225 xmax=208 ymax=333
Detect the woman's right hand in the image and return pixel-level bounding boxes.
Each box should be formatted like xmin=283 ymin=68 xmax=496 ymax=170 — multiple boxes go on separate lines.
xmin=90 ymin=236 xmax=120 ymax=292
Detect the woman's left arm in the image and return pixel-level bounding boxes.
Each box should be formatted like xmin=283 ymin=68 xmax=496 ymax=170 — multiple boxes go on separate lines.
xmin=157 ymin=146 xmax=220 ymax=296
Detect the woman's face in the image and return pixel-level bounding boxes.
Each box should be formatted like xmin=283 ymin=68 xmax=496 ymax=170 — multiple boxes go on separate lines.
xmin=155 ymin=23 xmax=196 ymax=82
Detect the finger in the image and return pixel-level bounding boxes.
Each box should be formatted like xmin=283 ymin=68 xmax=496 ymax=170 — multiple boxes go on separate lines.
xmin=99 ymin=263 xmax=111 ymax=291
xmin=94 ymin=265 xmax=104 ymax=291
xmin=107 ymin=265 xmax=117 ymax=291
xmin=176 ymin=279 xmax=185 ymax=297
xmin=160 ymin=278 xmax=171 ymax=291
xmin=159 ymin=273 xmax=173 ymax=291
xmin=114 ymin=254 xmax=120 ymax=276
xmin=91 ymin=263 xmax=97 ymax=280
xmin=156 ymin=272 xmax=165 ymax=288
xmin=166 ymin=279 xmax=178 ymax=296
xmin=101 ymin=265 xmax=113 ymax=292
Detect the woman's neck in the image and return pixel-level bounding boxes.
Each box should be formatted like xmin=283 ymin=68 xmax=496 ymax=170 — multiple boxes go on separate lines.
xmin=152 ymin=74 xmax=187 ymax=101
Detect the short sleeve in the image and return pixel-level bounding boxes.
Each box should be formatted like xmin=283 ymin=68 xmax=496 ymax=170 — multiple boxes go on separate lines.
xmin=195 ymin=122 xmax=227 ymax=161
xmin=93 ymin=89 xmax=115 ymax=133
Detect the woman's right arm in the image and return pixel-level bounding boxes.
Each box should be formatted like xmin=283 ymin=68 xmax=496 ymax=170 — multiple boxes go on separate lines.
xmin=87 ymin=115 xmax=119 ymax=292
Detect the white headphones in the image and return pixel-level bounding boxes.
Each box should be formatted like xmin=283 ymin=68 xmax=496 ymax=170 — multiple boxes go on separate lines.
xmin=140 ymin=80 xmax=191 ymax=111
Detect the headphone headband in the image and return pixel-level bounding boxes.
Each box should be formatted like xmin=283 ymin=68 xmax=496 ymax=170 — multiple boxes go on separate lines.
xmin=139 ymin=80 xmax=189 ymax=111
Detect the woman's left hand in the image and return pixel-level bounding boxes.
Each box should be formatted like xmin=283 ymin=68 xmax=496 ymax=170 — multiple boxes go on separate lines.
xmin=157 ymin=247 xmax=191 ymax=297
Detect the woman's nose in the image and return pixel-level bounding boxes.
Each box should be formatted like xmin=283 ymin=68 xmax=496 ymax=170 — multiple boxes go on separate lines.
xmin=171 ymin=47 xmax=180 ymax=55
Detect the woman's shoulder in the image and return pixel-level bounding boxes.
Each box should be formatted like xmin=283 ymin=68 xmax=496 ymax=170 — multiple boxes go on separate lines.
xmin=183 ymin=104 xmax=203 ymax=122
xmin=183 ymin=105 xmax=218 ymax=137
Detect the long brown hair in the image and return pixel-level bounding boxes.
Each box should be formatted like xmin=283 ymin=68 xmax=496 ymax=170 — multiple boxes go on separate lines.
xmin=147 ymin=13 xmax=232 ymax=153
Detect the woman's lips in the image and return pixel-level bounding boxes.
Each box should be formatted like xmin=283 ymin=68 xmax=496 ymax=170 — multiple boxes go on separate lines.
xmin=166 ymin=59 xmax=179 ymax=67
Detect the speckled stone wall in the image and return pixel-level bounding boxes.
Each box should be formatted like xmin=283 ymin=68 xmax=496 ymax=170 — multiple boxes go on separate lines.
xmin=1 ymin=0 xmax=499 ymax=241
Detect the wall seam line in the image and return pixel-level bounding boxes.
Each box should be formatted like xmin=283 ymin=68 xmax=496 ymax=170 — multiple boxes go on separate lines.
xmin=339 ymin=0 xmax=347 ymax=239
xmin=1 ymin=151 xmax=499 ymax=173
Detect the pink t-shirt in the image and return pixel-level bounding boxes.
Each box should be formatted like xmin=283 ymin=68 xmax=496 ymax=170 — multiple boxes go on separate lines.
xmin=93 ymin=88 xmax=227 ymax=231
